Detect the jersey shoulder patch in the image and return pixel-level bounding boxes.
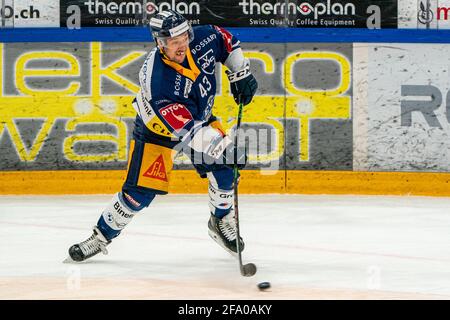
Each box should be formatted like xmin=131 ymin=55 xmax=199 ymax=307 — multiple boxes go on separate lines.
xmin=158 ymin=103 xmax=194 ymax=133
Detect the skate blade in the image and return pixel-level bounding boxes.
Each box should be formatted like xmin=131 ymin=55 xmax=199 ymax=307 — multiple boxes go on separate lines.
xmin=208 ymin=230 xmax=238 ymax=258
xmin=62 ymin=256 xmax=78 ymax=264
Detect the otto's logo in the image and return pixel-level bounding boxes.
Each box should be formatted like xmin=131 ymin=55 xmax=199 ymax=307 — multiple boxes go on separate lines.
xmin=159 ymin=103 xmax=193 ymax=132
xmin=143 ymin=154 xmax=168 ymax=181
xmin=238 ymin=0 xmax=356 ymax=19
xmin=197 ymin=49 xmax=215 ymax=75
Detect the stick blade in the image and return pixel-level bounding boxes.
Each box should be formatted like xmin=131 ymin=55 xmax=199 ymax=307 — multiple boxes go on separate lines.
xmin=241 ymin=263 xmax=257 ymax=277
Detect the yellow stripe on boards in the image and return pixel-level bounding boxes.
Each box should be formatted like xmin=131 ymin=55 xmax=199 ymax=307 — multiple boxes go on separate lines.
xmin=0 ymin=170 xmax=449 ymax=196
xmin=285 ymin=171 xmax=450 ymax=196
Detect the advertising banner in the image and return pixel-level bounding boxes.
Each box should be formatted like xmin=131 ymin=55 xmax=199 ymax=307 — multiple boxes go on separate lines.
xmin=0 ymin=42 xmax=352 ymax=172
xmin=354 ymin=43 xmax=450 ymax=172
xmin=0 ymin=0 xmax=59 ymax=27
xmin=288 ymin=0 xmax=397 ymax=28
xmin=399 ymin=0 xmax=450 ymax=29
xmin=59 ymin=0 xmax=397 ymax=29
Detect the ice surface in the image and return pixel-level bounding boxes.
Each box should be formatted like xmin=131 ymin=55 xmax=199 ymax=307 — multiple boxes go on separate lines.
xmin=1 ymin=194 xmax=450 ymax=299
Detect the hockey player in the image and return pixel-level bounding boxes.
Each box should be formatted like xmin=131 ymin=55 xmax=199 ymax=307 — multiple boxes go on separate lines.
xmin=66 ymin=10 xmax=258 ymax=262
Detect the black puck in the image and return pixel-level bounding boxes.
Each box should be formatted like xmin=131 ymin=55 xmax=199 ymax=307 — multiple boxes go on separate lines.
xmin=257 ymin=282 xmax=271 ymax=290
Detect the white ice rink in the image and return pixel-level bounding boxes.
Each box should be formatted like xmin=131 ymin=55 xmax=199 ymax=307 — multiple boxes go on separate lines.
xmin=1 ymin=194 xmax=450 ymax=300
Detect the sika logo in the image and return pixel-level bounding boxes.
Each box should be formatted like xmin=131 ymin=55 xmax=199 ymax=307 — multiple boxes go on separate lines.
xmin=143 ymin=154 xmax=168 ymax=182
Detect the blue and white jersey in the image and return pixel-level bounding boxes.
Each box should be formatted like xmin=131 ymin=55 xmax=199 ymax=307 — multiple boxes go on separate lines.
xmin=133 ymin=25 xmax=241 ymax=139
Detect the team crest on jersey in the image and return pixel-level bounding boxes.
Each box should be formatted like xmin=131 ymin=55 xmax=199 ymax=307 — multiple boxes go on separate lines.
xmin=143 ymin=154 xmax=168 ymax=182
xmin=159 ymin=103 xmax=193 ymax=132
xmin=197 ymin=49 xmax=215 ymax=75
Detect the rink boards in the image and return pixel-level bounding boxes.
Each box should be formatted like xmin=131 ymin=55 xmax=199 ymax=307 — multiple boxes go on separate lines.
xmin=0 ymin=31 xmax=450 ymax=195
xmin=2 ymin=170 xmax=450 ymax=196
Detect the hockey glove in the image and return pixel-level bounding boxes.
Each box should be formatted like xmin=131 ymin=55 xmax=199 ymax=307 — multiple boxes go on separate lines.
xmin=226 ymin=64 xmax=258 ymax=106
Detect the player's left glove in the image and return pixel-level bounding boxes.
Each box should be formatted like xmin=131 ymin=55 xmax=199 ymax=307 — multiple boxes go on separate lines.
xmin=226 ymin=62 xmax=258 ymax=106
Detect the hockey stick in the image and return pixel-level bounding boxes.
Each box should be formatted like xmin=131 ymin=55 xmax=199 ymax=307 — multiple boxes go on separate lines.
xmin=233 ymin=100 xmax=257 ymax=277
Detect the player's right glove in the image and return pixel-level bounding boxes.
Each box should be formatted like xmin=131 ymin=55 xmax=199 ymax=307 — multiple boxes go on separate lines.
xmin=226 ymin=62 xmax=258 ymax=106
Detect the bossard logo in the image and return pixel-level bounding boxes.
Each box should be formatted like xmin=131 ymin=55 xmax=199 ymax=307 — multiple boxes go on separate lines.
xmin=174 ymin=74 xmax=182 ymax=96
xmin=191 ymin=34 xmax=217 ymax=55
xmin=143 ymin=154 xmax=168 ymax=181
xmin=238 ymin=0 xmax=356 ymax=20
xmin=197 ymin=49 xmax=215 ymax=75
xmin=82 ymin=0 xmax=201 ymax=15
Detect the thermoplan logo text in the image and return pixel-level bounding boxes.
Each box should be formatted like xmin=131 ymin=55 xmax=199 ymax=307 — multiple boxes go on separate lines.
xmin=238 ymin=0 xmax=356 ymax=19
xmin=82 ymin=0 xmax=200 ymax=15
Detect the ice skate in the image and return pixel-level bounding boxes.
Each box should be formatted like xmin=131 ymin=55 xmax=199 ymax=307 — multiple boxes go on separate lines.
xmin=208 ymin=212 xmax=244 ymax=256
xmin=64 ymin=226 xmax=111 ymax=263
